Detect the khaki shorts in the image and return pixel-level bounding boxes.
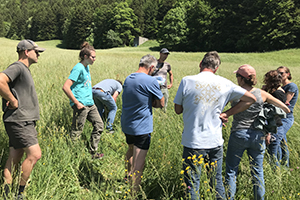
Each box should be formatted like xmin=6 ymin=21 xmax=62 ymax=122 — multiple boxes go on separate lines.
xmin=4 ymin=121 xmax=38 ymax=149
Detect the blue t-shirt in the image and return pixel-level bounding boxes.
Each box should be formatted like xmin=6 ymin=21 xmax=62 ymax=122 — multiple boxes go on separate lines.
xmin=68 ymin=63 xmax=94 ymax=106
xmin=121 ymin=73 xmax=163 ymax=135
xmin=93 ymin=79 xmax=122 ymax=94
xmin=282 ymin=82 xmax=298 ymax=116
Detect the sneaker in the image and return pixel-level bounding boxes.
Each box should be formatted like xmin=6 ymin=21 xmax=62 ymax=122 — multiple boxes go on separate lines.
xmin=92 ymin=153 xmax=104 ymax=159
xmin=15 ymin=194 xmax=25 ymax=200
xmin=106 ymin=129 xmax=115 ymax=134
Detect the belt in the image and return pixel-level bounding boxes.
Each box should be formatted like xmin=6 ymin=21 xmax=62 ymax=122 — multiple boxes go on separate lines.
xmin=92 ymin=87 xmax=105 ymax=92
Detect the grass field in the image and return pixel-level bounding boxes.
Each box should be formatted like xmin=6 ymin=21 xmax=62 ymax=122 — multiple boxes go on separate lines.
xmin=0 ymin=37 xmax=300 ymax=199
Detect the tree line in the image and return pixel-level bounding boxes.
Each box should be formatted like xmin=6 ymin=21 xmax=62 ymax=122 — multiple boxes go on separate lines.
xmin=0 ymin=0 xmax=299 ymax=52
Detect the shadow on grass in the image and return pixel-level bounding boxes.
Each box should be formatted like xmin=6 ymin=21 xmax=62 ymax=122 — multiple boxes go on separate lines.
xmin=78 ymin=157 xmax=104 ymax=189
xmin=149 ymin=46 xmax=162 ymax=52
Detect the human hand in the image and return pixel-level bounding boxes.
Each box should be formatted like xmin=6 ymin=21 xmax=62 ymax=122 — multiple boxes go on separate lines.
xmin=219 ymin=113 xmax=229 ymax=123
xmin=6 ymin=99 xmax=18 ymax=109
xmin=265 ymin=133 xmax=271 ymax=145
xmin=76 ymin=102 xmax=85 ymax=110
xmin=167 ymin=84 xmax=173 ymax=89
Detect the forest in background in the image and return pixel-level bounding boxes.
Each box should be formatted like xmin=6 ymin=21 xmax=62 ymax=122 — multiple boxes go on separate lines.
xmin=0 ymin=0 xmax=300 ymax=52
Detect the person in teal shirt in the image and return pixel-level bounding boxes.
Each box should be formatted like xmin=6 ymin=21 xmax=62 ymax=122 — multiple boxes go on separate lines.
xmin=63 ymin=42 xmax=104 ymax=159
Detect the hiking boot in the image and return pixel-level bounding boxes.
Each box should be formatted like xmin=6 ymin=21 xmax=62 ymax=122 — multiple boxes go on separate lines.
xmin=91 ymin=153 xmax=104 ymax=159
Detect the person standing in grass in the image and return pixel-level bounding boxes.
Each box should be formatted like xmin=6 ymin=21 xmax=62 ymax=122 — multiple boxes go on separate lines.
xmin=276 ymin=66 xmax=298 ymax=167
xmin=151 ymin=48 xmax=173 ymax=112
xmin=121 ymin=54 xmax=164 ymax=196
xmin=225 ymin=65 xmax=290 ymax=200
xmin=262 ymin=70 xmax=286 ymax=167
xmin=62 ymin=42 xmax=104 ymax=159
xmin=174 ymin=52 xmax=256 ymax=200
xmin=92 ymin=79 xmax=123 ymax=134
xmin=0 ymin=40 xmax=45 ymax=200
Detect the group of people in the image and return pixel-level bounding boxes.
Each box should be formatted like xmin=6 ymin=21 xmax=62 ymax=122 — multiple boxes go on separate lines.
xmin=174 ymin=52 xmax=297 ymax=200
xmin=0 ymin=39 xmax=297 ymax=200
xmin=0 ymin=40 xmax=173 ymax=199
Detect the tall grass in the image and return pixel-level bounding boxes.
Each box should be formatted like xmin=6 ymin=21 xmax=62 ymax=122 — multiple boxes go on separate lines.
xmin=0 ymin=37 xmax=300 ymax=199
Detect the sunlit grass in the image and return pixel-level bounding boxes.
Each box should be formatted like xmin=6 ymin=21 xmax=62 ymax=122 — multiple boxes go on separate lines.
xmin=0 ymin=37 xmax=299 ymax=199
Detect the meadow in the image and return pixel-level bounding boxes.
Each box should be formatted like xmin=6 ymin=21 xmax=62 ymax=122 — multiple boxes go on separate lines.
xmin=0 ymin=37 xmax=300 ymax=200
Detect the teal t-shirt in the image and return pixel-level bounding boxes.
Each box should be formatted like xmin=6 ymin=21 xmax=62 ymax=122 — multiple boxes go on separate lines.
xmin=68 ymin=63 xmax=94 ymax=106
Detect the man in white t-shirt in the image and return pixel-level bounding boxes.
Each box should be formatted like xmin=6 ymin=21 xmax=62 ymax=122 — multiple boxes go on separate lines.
xmin=174 ymin=51 xmax=256 ymax=200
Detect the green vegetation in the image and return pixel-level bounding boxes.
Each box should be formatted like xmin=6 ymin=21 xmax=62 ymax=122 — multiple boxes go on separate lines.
xmin=0 ymin=38 xmax=300 ymax=199
xmin=0 ymin=0 xmax=300 ymax=51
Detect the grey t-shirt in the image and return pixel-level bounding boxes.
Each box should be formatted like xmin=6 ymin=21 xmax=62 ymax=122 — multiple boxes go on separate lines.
xmin=93 ymin=79 xmax=122 ymax=95
xmin=231 ymin=88 xmax=263 ymax=131
xmin=2 ymin=61 xmax=39 ymax=122
xmin=152 ymin=61 xmax=171 ymax=88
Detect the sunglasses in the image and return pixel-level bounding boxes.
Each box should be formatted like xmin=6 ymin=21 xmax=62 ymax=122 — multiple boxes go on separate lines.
xmin=236 ymin=73 xmax=242 ymax=78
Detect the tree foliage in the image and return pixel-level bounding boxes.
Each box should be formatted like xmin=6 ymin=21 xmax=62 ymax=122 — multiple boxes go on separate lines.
xmin=29 ymin=2 xmax=57 ymax=41
xmin=64 ymin=2 xmax=94 ymax=49
xmin=157 ymin=4 xmax=188 ymax=50
xmin=0 ymin=0 xmax=300 ymax=51
xmin=110 ymin=2 xmax=140 ymax=46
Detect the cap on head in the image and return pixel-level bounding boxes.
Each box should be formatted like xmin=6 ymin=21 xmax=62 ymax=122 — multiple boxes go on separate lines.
xmin=17 ymin=39 xmax=45 ymax=52
xmin=160 ymin=48 xmax=170 ymax=54
xmin=234 ymin=64 xmax=256 ymax=78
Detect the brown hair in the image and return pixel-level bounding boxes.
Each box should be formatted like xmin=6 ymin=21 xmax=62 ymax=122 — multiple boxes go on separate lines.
xmin=79 ymin=41 xmax=95 ymax=61
xmin=116 ymin=80 xmax=123 ymax=86
xmin=277 ymin=66 xmax=292 ymax=80
xmin=237 ymin=73 xmax=257 ymax=86
xmin=263 ymin=70 xmax=282 ymax=93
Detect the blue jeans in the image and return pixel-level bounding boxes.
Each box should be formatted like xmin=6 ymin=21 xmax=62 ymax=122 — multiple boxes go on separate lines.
xmin=182 ymin=146 xmax=225 ymax=200
xmin=93 ymin=89 xmax=117 ymax=131
xmin=278 ymin=116 xmax=294 ymax=167
xmin=225 ymin=129 xmax=265 ymax=200
xmin=267 ymin=130 xmax=283 ymax=167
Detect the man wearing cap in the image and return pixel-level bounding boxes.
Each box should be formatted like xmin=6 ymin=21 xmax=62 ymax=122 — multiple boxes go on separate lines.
xmin=174 ymin=51 xmax=256 ymax=200
xmin=92 ymin=79 xmax=123 ymax=133
xmin=152 ymin=48 xmax=173 ymax=112
xmin=0 ymin=39 xmax=45 ymax=199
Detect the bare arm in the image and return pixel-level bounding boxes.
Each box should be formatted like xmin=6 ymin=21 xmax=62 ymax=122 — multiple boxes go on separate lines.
xmin=0 ymin=73 xmax=18 ymax=109
xmin=220 ymin=91 xmax=256 ymax=123
xmin=174 ymin=103 xmax=183 ymax=114
xmin=261 ymin=90 xmax=290 ymax=113
xmin=62 ymin=79 xmax=84 ymax=110
xmin=153 ymin=96 xmax=165 ymax=108
xmin=112 ymin=91 xmax=119 ymax=102
xmin=167 ymin=70 xmax=173 ymax=89
xmin=285 ymin=91 xmax=295 ymax=105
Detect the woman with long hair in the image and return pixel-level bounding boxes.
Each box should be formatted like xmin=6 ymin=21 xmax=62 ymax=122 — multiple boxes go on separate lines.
xmin=225 ymin=65 xmax=290 ymax=200
xmin=62 ymin=42 xmax=104 ymax=159
xmin=276 ymin=66 xmax=299 ymax=167
xmin=262 ymin=70 xmax=286 ymax=166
